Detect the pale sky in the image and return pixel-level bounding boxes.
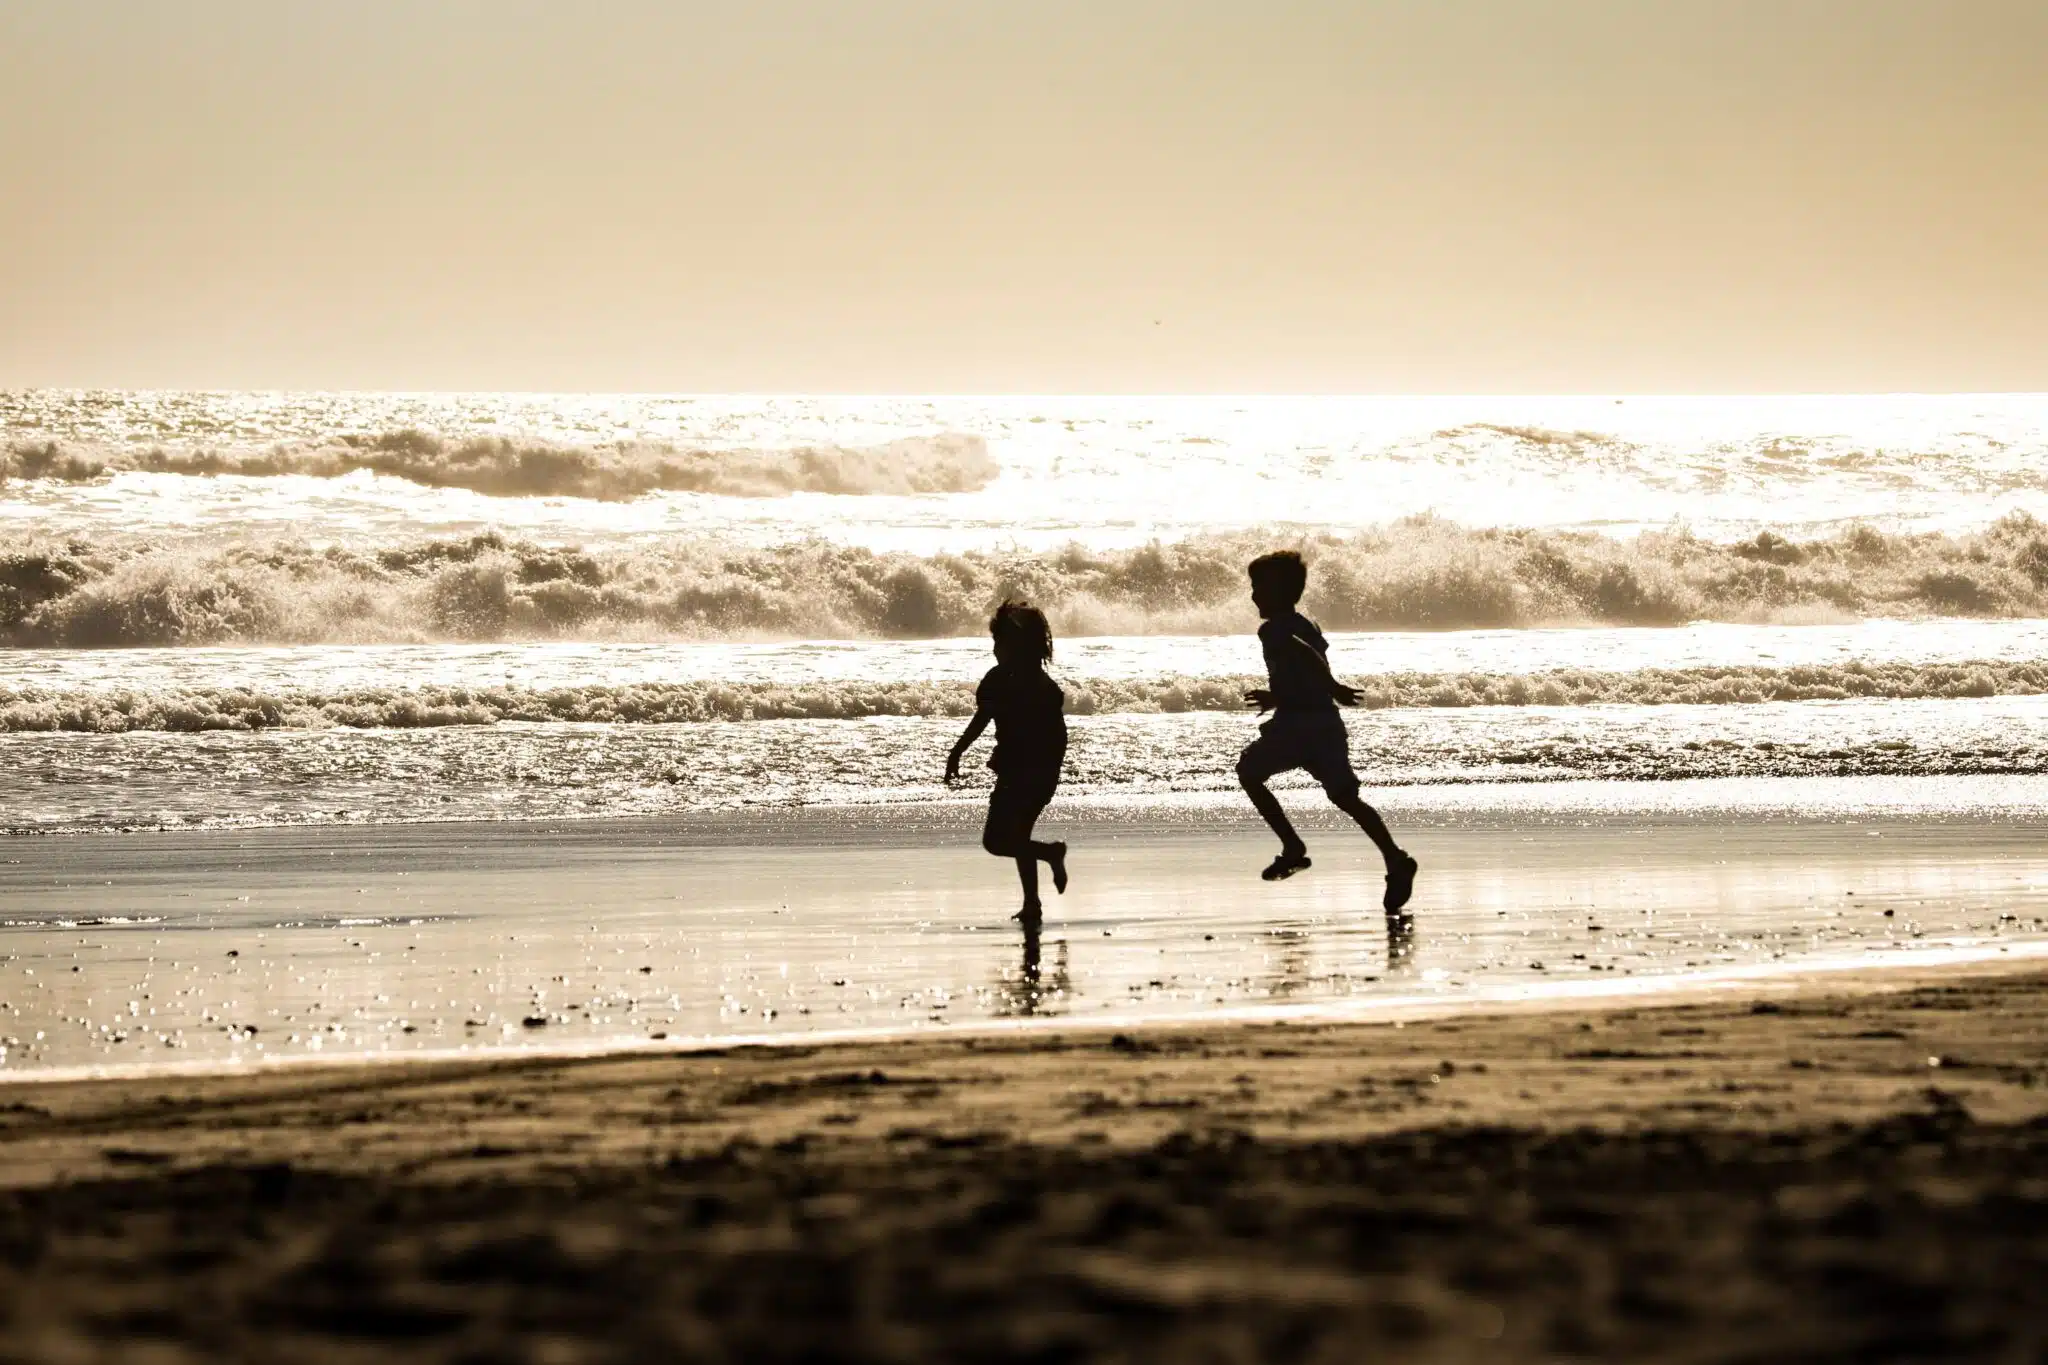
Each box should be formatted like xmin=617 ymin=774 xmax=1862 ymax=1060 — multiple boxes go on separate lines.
xmin=2 ymin=0 xmax=2043 ymax=392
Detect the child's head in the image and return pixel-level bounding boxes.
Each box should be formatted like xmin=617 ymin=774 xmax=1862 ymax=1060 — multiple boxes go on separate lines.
xmin=1246 ymin=551 xmax=1307 ymax=617
xmin=990 ymin=600 xmax=1053 ymax=664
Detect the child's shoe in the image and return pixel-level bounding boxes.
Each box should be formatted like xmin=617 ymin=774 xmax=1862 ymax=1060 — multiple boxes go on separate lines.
xmin=1261 ymin=850 xmax=1312 ymax=881
xmin=1383 ymin=852 xmax=1419 ymax=912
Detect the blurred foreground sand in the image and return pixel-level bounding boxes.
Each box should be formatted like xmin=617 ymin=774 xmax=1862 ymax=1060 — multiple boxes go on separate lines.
xmin=0 ymin=960 xmax=2043 ymax=1361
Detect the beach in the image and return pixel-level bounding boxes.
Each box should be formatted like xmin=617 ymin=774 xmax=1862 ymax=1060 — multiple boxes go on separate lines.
xmin=4 ymin=391 xmax=2048 ymax=1357
xmin=0 ymin=958 xmax=2043 ymax=1361
xmin=9 ymin=0 xmax=2048 ymax=1352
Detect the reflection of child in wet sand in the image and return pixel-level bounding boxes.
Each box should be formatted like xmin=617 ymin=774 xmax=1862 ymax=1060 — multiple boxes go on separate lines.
xmin=1238 ymin=551 xmax=1419 ymax=913
xmin=947 ymin=601 xmax=1070 ymax=921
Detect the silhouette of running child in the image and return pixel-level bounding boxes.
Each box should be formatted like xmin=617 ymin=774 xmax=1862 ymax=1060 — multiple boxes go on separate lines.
xmin=946 ymin=601 xmax=1070 ymax=921
xmin=1238 ymin=551 xmax=1419 ymax=914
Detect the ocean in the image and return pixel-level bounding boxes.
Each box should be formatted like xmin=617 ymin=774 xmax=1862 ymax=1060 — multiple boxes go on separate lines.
xmin=4 ymin=391 xmax=2047 ymax=1071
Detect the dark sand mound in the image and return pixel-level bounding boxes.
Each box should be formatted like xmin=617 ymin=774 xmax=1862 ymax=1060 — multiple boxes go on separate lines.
xmin=1 ymin=1109 xmax=2042 ymax=1362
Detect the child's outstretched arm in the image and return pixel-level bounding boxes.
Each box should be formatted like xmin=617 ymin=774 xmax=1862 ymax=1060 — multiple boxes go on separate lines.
xmin=1244 ymin=637 xmax=1362 ymax=709
xmin=945 ymin=708 xmax=992 ymax=781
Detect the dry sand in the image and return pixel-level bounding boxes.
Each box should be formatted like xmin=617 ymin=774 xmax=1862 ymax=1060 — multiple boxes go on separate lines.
xmin=0 ymin=960 xmax=2045 ymax=1362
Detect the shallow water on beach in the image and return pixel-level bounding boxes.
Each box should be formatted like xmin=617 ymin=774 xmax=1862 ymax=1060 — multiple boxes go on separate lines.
xmin=3 ymin=785 xmax=2046 ymax=1075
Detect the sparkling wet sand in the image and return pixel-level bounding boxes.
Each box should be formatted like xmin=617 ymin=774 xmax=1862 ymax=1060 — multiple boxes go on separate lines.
xmin=5 ymin=782 xmax=2048 ymax=1073
xmin=0 ymin=958 xmax=2045 ymax=1361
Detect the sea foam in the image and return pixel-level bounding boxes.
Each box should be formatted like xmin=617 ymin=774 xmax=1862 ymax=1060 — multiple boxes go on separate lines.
xmin=4 ymin=659 xmax=2043 ymax=732
xmin=1 ymin=429 xmax=996 ymax=502
xmin=6 ymin=516 xmax=2048 ymax=647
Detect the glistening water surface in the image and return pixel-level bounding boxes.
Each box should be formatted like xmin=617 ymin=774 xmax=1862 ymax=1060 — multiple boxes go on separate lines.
xmin=4 ymin=783 xmax=2046 ymax=1075
xmin=12 ymin=392 xmax=2047 ymax=547
xmin=8 ymin=696 xmax=2048 ymax=834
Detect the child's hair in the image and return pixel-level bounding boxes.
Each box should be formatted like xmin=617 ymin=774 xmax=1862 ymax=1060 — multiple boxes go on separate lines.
xmin=1246 ymin=550 xmax=1308 ymax=606
xmin=990 ymin=599 xmax=1054 ymax=663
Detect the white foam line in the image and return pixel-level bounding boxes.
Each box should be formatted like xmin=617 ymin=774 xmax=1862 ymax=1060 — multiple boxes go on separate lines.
xmin=6 ymin=936 xmax=2045 ymax=1088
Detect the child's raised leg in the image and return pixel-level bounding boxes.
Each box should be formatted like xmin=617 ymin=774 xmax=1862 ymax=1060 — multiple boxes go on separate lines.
xmin=1237 ymin=742 xmax=1312 ymax=879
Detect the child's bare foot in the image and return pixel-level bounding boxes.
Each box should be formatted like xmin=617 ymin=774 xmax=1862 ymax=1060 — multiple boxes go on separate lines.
xmin=1014 ymin=900 xmax=1044 ymax=924
xmin=1261 ymin=850 xmax=1312 ymax=881
xmin=1384 ymin=851 xmax=1418 ymax=912
xmin=1048 ymin=842 xmax=1069 ymax=895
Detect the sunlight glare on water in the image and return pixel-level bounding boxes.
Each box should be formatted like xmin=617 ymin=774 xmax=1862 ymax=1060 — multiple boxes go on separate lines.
xmin=7 ymin=392 xmax=2047 ymax=547
xmin=3 ymin=799 xmax=2046 ymax=1073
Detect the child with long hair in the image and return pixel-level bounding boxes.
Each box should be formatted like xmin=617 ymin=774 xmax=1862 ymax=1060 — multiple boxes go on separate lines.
xmin=946 ymin=601 xmax=1070 ymax=920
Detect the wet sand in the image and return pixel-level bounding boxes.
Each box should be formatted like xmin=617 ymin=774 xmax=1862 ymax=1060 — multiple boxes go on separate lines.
xmin=6 ymin=788 xmax=2048 ymax=1072
xmin=0 ymin=959 xmax=2044 ymax=1361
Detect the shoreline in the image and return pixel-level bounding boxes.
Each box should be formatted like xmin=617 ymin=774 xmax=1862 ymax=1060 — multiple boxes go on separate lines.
xmin=6 ymin=934 xmax=2047 ymax=1092
xmin=6 ymin=952 xmax=2048 ymax=1180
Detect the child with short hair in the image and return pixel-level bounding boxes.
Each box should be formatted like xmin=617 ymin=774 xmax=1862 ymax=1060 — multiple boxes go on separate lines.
xmin=1238 ymin=551 xmax=1418 ymax=913
xmin=946 ymin=600 xmax=1070 ymax=920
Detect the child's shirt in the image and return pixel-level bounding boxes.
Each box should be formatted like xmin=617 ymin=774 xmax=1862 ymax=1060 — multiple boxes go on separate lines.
xmin=1258 ymin=611 xmax=1339 ymax=716
xmin=975 ymin=662 xmax=1067 ymax=779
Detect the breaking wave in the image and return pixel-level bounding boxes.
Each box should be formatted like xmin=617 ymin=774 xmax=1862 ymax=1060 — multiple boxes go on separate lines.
xmin=6 ymin=514 xmax=2048 ymax=648
xmin=6 ymin=659 xmax=2045 ymax=732
xmin=0 ymin=430 xmax=996 ymax=502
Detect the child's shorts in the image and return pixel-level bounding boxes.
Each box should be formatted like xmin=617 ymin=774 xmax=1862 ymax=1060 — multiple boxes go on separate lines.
xmin=983 ymin=771 xmax=1059 ymax=855
xmin=1237 ymin=711 xmax=1361 ymax=799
